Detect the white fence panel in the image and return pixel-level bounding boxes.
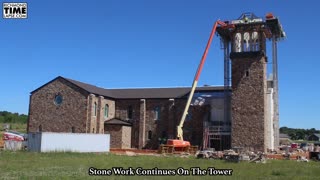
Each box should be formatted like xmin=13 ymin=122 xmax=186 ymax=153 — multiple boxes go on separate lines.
xmin=40 ymin=132 xmax=110 ymax=152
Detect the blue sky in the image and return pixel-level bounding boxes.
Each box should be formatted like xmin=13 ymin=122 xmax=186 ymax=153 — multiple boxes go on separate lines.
xmin=0 ymin=0 xmax=319 ymax=129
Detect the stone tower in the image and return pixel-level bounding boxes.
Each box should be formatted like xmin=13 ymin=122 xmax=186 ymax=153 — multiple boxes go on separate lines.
xmin=217 ymin=13 xmax=285 ymax=152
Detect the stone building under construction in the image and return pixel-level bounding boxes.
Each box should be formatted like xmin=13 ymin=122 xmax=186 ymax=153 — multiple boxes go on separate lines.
xmin=27 ymin=13 xmax=285 ymax=152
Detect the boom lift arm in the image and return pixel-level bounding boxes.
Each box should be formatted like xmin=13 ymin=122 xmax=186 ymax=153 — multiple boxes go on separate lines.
xmin=177 ymin=20 xmax=234 ymax=141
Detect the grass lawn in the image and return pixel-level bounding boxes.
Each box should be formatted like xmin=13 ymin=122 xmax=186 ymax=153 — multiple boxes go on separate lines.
xmin=0 ymin=151 xmax=319 ymax=179
xmin=0 ymin=123 xmax=27 ymax=133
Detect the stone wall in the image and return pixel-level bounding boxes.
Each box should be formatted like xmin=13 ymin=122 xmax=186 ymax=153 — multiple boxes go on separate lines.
xmin=28 ymin=77 xmax=212 ymax=150
xmin=87 ymin=94 xmax=97 ymax=133
xmin=115 ymin=98 xmax=208 ymax=149
xmin=88 ymin=94 xmax=115 ymax=134
xmin=115 ymin=99 xmax=141 ymax=148
xmin=104 ymin=125 xmax=132 ymax=149
xmin=231 ymin=55 xmax=267 ymax=152
xmin=144 ymin=99 xmax=175 ymax=149
xmin=28 ymin=78 xmax=89 ymax=133
xmin=88 ymin=95 xmax=115 ymax=134
xmin=122 ymin=126 xmax=132 ymax=149
xmin=105 ymin=125 xmax=122 ymax=148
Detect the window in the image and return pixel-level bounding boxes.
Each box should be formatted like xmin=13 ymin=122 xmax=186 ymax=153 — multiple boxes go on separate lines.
xmin=38 ymin=125 xmax=42 ymax=132
xmin=246 ymin=70 xmax=249 ymax=77
xmin=154 ymin=106 xmax=161 ymax=120
xmin=148 ymin=130 xmax=152 ymax=140
xmin=72 ymin=126 xmax=75 ymax=133
xmin=54 ymin=94 xmax=63 ymax=106
xmin=93 ymin=102 xmax=97 ymax=116
xmin=104 ymin=104 xmax=109 ymax=118
xmin=234 ymin=33 xmax=242 ymax=52
xmin=127 ymin=106 xmax=133 ymax=119
xmin=243 ymin=32 xmax=250 ymax=52
xmin=251 ymin=31 xmax=259 ymax=51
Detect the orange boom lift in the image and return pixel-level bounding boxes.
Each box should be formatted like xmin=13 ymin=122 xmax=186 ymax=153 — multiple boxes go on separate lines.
xmin=166 ymin=20 xmax=234 ymax=150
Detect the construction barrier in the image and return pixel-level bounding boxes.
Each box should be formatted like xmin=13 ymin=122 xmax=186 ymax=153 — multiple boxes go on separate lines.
xmin=28 ymin=132 xmax=110 ymax=153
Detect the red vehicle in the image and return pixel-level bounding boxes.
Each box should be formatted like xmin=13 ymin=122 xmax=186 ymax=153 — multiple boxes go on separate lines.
xmin=3 ymin=131 xmax=25 ymax=142
xmin=291 ymin=143 xmax=298 ymax=149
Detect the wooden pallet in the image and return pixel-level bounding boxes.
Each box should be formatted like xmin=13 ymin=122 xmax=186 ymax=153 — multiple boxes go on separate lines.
xmin=188 ymin=146 xmax=199 ymax=154
xmin=0 ymin=139 xmax=4 ymax=149
xmin=158 ymin=144 xmax=175 ymax=154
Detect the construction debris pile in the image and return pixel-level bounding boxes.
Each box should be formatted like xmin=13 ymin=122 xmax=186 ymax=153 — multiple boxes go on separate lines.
xmin=196 ymin=149 xmax=267 ymax=163
xmin=195 ymin=142 xmax=320 ymax=163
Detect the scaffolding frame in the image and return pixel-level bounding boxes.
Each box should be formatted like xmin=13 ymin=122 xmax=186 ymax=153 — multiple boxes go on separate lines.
xmin=202 ymin=35 xmax=232 ymax=151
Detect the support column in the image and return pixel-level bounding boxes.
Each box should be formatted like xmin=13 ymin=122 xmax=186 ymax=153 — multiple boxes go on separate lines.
xmin=272 ymin=36 xmax=280 ymax=148
xmin=168 ymin=99 xmax=175 ymax=139
xmin=87 ymin=94 xmax=96 ymax=133
xmin=139 ymin=99 xmax=146 ymax=149
xmin=97 ymin=96 xmax=104 ymax=134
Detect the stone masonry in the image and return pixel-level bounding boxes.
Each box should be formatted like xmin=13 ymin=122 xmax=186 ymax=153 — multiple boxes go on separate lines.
xmin=105 ymin=125 xmax=131 ymax=149
xmin=28 ymin=78 xmax=89 ymax=133
xmin=88 ymin=95 xmax=115 ymax=134
xmin=28 ymin=76 xmax=219 ymax=150
xmin=115 ymin=98 xmax=208 ymax=149
xmin=231 ymin=54 xmax=267 ymax=152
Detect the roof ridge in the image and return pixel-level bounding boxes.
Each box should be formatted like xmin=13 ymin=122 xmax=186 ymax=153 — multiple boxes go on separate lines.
xmin=31 ymin=76 xmax=227 ymax=99
xmin=107 ymin=85 xmax=226 ymax=90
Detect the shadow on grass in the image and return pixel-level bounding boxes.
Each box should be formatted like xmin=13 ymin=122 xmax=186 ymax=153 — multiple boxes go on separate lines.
xmin=271 ymin=170 xmax=286 ymax=176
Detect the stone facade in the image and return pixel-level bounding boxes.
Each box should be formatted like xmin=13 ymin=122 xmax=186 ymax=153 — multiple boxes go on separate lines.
xmin=28 ymin=77 xmax=220 ymax=150
xmin=28 ymin=78 xmax=89 ymax=133
xmin=113 ymin=98 xmax=208 ymax=149
xmin=115 ymin=99 xmax=141 ymax=148
xmin=87 ymin=95 xmax=115 ymax=134
xmin=105 ymin=125 xmax=132 ymax=149
xmin=231 ymin=55 xmax=267 ymax=152
xmin=28 ymin=78 xmax=116 ymax=135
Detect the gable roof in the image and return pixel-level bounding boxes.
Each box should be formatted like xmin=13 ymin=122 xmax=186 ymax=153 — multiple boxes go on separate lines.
xmin=31 ymin=76 xmax=227 ymax=99
xmin=104 ymin=118 xmax=132 ymax=126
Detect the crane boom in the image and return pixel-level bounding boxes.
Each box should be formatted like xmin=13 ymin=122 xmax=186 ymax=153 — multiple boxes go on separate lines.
xmin=177 ymin=20 xmax=233 ymax=141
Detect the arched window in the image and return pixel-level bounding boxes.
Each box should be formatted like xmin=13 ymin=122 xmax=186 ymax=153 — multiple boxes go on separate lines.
xmin=243 ymin=32 xmax=250 ymax=52
xmin=104 ymin=104 xmax=109 ymax=118
xmin=127 ymin=106 xmax=133 ymax=119
xmin=234 ymin=33 xmax=242 ymax=52
xmin=251 ymin=31 xmax=259 ymax=51
xmin=93 ymin=102 xmax=97 ymax=116
xmin=154 ymin=106 xmax=161 ymax=120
